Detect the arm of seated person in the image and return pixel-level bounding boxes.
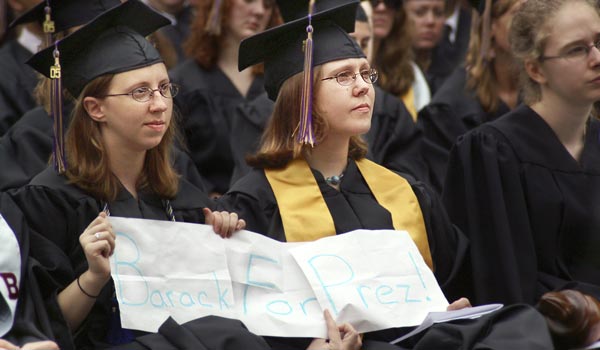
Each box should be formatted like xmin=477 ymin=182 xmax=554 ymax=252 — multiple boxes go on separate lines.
xmin=0 ymin=339 xmax=59 ymax=350
xmin=57 ymin=212 xmax=114 ymax=331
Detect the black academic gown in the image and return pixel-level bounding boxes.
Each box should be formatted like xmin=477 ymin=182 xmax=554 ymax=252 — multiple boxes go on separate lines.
xmin=0 ymin=40 xmax=38 ymax=135
xmin=229 ymin=87 xmax=432 ymax=188
xmin=170 ymin=60 xmax=266 ymax=194
xmin=10 ymin=169 xmax=214 ymax=350
xmin=417 ymin=68 xmax=510 ymax=193
xmin=0 ymin=105 xmax=208 ymax=191
xmin=442 ymin=104 xmax=600 ymax=306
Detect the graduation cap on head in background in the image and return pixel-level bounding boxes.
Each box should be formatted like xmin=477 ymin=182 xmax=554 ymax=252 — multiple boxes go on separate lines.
xmin=239 ymin=0 xmax=364 ymax=145
xmin=26 ymin=0 xmax=170 ymax=173
xmin=10 ymin=0 xmax=121 ymax=47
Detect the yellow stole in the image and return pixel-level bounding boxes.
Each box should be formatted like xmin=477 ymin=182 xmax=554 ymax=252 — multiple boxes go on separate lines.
xmin=264 ymin=158 xmax=433 ymax=269
xmin=401 ymin=87 xmax=417 ymax=122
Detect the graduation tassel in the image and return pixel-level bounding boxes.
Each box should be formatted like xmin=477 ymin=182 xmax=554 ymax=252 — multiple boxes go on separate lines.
xmin=50 ymin=42 xmax=66 ymax=173
xmin=43 ymin=1 xmax=55 ymax=48
xmin=297 ymin=0 xmax=316 ymax=146
xmin=205 ymin=0 xmax=222 ymax=35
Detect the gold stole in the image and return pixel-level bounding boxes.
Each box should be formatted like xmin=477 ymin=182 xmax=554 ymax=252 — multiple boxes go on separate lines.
xmin=264 ymin=158 xmax=433 ymax=269
xmin=401 ymin=87 xmax=417 ymax=122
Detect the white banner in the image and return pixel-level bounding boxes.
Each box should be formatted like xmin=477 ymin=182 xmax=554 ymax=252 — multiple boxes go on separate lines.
xmin=0 ymin=214 xmax=21 ymax=337
xmin=109 ymin=217 xmax=449 ymax=337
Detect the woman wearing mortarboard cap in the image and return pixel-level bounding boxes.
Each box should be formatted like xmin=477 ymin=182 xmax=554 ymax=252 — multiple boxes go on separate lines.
xmin=216 ymin=0 xmax=481 ymax=347
xmin=168 ymin=0 xmax=281 ymax=198
xmin=417 ymin=0 xmax=524 ymax=194
xmin=9 ymin=1 xmax=247 ymax=348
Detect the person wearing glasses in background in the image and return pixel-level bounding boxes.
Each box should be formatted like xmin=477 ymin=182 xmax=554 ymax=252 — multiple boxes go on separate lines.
xmin=9 ymin=2 xmax=246 ymax=349
xmin=443 ymin=0 xmax=600 ymax=308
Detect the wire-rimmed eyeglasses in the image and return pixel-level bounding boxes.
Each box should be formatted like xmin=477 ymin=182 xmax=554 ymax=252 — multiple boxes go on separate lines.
xmin=540 ymin=39 xmax=600 ymax=62
xmin=101 ymin=82 xmax=180 ymax=102
xmin=321 ymin=68 xmax=378 ymax=86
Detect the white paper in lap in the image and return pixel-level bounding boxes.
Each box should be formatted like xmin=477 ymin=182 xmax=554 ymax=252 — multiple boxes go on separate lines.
xmin=289 ymin=230 xmax=448 ymax=333
xmin=110 ymin=218 xmax=234 ymax=332
xmin=225 ymin=234 xmax=325 ymax=336
xmin=110 ymin=218 xmax=449 ymax=337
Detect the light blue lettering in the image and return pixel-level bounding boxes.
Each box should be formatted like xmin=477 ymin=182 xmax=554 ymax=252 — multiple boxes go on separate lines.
xmin=356 ymin=285 xmax=371 ymax=308
xmin=213 ymin=271 xmax=231 ymax=310
xmin=396 ymin=284 xmax=421 ymax=303
xmin=299 ymin=297 xmax=319 ymax=316
xmin=243 ymin=254 xmax=279 ymax=314
xmin=114 ymin=233 xmax=149 ymax=306
xmin=197 ymin=291 xmax=213 ymax=308
xmin=179 ymin=292 xmax=195 ymax=307
xmin=307 ymin=254 xmax=354 ymax=315
xmin=150 ymin=290 xmax=167 ymax=308
xmin=266 ymin=300 xmax=293 ymax=315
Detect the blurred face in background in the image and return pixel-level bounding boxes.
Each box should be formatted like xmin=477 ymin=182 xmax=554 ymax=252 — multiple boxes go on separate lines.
xmin=226 ymin=0 xmax=274 ymax=43
xmin=370 ymin=0 xmax=400 ymax=39
xmin=404 ymin=0 xmax=446 ymax=51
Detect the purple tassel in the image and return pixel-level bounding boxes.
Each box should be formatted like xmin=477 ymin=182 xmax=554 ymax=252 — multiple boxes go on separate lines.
xmin=50 ymin=43 xmax=66 ymax=173
xmin=43 ymin=1 xmax=55 ymax=47
xmin=205 ymin=0 xmax=222 ymax=35
xmin=297 ymin=0 xmax=316 ymax=146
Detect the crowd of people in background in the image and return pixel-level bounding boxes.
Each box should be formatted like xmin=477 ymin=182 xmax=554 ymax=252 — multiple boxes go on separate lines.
xmin=1 ymin=0 xmax=600 ymax=349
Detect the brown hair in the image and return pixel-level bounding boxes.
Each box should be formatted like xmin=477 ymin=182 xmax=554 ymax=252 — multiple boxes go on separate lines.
xmin=374 ymin=7 xmax=415 ymax=98
xmin=184 ymin=0 xmax=281 ymax=72
xmin=509 ymin=0 xmax=600 ymax=104
xmin=247 ymin=67 xmax=368 ymax=169
xmin=537 ymin=289 xmax=600 ymax=350
xmin=64 ymin=72 xmax=180 ymax=202
xmin=465 ymin=0 xmax=518 ymax=113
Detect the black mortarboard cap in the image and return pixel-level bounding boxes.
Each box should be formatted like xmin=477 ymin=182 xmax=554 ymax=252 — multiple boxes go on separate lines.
xmin=9 ymin=0 xmax=121 ymax=32
xmin=26 ymin=0 xmax=170 ymax=97
xmin=239 ymin=0 xmax=365 ymax=101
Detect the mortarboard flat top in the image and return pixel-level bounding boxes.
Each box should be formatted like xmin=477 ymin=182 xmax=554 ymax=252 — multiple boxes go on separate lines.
xmin=10 ymin=0 xmax=121 ymax=33
xmin=26 ymin=0 xmax=171 ymax=97
xmin=239 ymin=0 xmax=365 ymax=101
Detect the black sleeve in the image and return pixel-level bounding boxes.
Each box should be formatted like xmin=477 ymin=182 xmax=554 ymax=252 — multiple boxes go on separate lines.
xmin=442 ymin=129 xmax=540 ymax=305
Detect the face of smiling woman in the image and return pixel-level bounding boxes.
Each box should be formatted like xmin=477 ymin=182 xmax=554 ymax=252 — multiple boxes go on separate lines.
xmin=85 ymin=63 xmax=174 ymax=154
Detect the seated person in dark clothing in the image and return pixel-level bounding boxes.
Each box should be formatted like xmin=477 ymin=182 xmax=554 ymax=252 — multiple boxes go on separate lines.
xmin=442 ymin=0 xmax=600 ymax=306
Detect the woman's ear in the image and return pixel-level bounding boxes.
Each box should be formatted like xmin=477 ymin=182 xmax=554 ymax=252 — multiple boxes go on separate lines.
xmin=83 ymin=96 xmax=106 ymax=122
xmin=525 ymin=58 xmax=547 ymax=85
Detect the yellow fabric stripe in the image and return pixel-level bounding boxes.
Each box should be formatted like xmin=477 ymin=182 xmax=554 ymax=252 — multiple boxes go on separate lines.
xmin=355 ymin=159 xmax=433 ymax=269
xmin=264 ymin=158 xmax=335 ymax=242
xmin=265 ymin=158 xmax=433 ymax=270
xmin=401 ymin=87 xmax=417 ymax=122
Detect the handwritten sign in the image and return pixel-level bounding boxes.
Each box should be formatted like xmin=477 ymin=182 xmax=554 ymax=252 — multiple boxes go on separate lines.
xmin=0 ymin=214 xmax=21 ymax=337
xmin=109 ymin=217 xmax=449 ymax=337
